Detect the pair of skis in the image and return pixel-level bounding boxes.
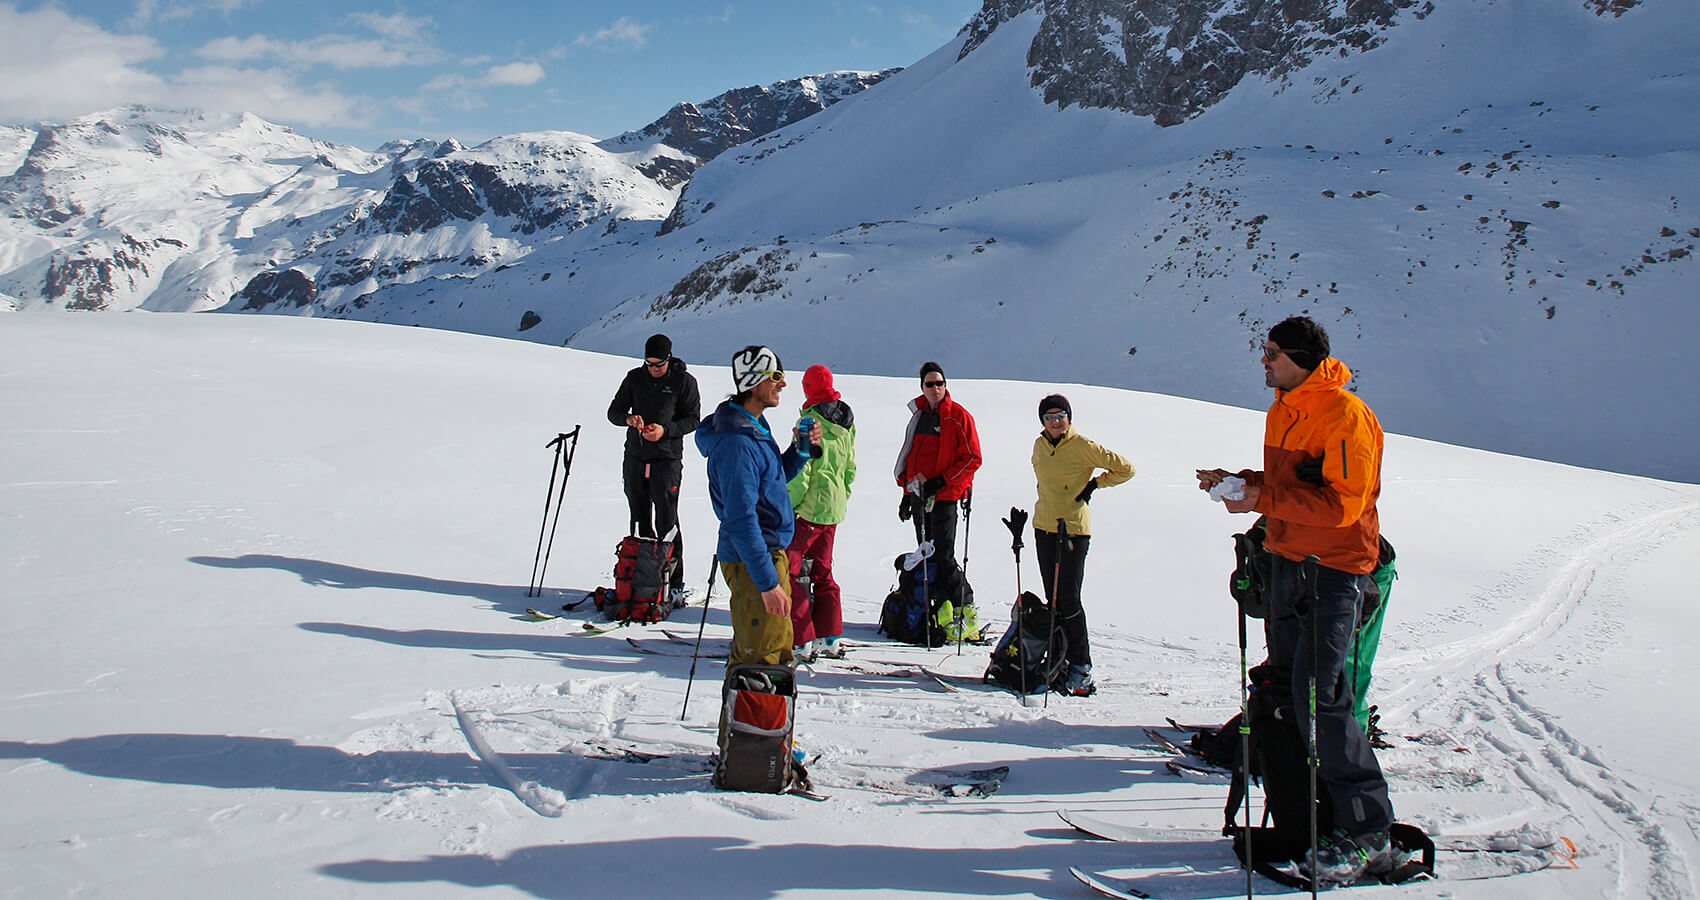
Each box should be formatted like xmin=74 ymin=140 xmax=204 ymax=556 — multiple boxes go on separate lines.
xmin=1062 ymin=809 xmax=1575 ymax=898
xmin=568 ymin=736 xmax=1009 ymax=801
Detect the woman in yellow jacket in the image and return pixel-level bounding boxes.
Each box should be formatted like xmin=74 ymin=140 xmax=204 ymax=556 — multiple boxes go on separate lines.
xmin=1031 ymin=394 xmax=1136 ymax=696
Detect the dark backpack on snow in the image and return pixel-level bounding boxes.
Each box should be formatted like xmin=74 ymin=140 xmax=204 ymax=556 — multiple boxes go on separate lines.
xmin=983 ymin=590 xmax=1068 ymax=693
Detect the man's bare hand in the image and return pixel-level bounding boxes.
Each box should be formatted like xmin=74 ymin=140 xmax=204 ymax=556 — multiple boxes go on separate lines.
xmin=760 ymin=586 xmax=790 ymax=617
xmin=625 ymin=414 xmax=644 ymax=429
xmin=640 ymin=423 xmax=665 ymax=442
xmin=1223 ymin=483 xmax=1261 ymax=514
xmin=1196 ymin=468 xmax=1232 ymax=491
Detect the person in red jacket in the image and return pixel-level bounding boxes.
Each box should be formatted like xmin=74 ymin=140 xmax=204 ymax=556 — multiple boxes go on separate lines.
xmin=895 ymin=362 xmax=982 ymax=631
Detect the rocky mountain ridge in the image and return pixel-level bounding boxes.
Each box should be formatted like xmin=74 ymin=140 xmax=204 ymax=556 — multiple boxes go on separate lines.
xmin=0 ymin=70 xmax=892 ymax=314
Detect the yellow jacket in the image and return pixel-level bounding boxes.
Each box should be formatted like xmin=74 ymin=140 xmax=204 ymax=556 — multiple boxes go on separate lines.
xmin=1031 ymin=426 xmax=1135 ymax=536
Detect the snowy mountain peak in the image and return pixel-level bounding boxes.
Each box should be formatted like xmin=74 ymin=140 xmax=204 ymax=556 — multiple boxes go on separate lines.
xmin=607 ymin=69 xmax=900 ymax=163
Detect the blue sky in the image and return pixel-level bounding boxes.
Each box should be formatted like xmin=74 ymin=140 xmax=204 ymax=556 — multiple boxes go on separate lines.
xmin=0 ymin=1 xmax=979 ymax=148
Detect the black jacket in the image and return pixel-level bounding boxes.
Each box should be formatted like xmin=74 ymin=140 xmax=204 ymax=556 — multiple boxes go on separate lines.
xmin=606 ymin=359 xmax=702 ymax=461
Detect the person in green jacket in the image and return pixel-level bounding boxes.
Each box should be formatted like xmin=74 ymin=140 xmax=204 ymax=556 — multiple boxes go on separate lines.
xmin=785 ymin=365 xmax=857 ymax=661
xmin=1031 ymin=394 xmax=1136 ymax=696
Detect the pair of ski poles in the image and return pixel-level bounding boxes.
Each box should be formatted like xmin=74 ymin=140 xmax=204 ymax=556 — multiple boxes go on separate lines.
xmin=526 ymin=426 xmax=581 ymax=599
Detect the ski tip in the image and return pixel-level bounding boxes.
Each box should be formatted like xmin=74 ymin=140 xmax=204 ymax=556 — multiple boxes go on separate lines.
xmin=1069 ymin=867 xmax=1151 ymax=899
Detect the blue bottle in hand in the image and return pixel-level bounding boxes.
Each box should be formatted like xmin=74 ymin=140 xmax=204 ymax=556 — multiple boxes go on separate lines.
xmin=797 ymin=416 xmax=814 ymax=460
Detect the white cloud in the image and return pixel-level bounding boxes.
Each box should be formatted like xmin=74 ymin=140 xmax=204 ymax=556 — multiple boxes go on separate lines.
xmin=128 ymin=0 xmax=256 ymax=28
xmin=167 ymin=65 xmax=371 ymax=128
xmin=345 ymin=10 xmax=434 ymax=44
xmin=192 ymin=10 xmax=439 ymax=71
xmin=482 ymin=62 xmax=545 ymax=87
xmin=196 ymin=33 xmax=420 ymax=69
xmin=0 ymin=4 xmax=165 ymax=121
xmin=573 ymin=17 xmax=652 ymax=50
xmin=0 ymin=4 xmax=369 ymax=131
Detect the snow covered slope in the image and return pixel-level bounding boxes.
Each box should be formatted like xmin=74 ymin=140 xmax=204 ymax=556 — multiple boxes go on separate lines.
xmin=3 ymin=313 xmax=1698 ymax=899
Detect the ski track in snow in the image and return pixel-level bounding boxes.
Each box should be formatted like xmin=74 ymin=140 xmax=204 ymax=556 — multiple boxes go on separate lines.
xmin=1382 ymin=501 xmax=1700 ymax=899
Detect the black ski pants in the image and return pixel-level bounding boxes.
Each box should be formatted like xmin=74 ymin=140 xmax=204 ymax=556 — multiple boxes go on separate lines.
xmin=911 ymin=498 xmax=969 ymax=599
xmin=1033 ymin=528 xmax=1092 ymax=668
xmin=623 ymin=455 xmax=684 ymax=589
xmin=1265 ymin=553 xmax=1393 ymax=836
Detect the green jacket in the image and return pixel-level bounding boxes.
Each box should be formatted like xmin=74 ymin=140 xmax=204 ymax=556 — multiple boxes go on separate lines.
xmin=787 ymin=400 xmax=856 ymax=525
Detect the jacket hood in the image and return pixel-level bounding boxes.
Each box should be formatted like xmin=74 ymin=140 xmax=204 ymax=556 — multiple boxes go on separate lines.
xmin=1278 ymin=357 xmax=1352 ymax=402
xmin=696 ymin=399 xmax=768 ymax=453
xmin=803 ymin=399 xmax=854 ymax=430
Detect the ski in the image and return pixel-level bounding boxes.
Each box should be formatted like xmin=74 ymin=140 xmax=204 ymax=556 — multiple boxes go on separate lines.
xmin=1061 ymin=809 xmax=1572 ymax=855
xmin=1070 ymin=867 xmax=1152 ymax=899
xmin=523 ymin=607 xmax=560 ymax=620
xmin=846 ymin=764 xmax=1009 ymax=799
xmin=1165 ymin=759 xmax=1226 ymax=777
xmin=576 ymin=737 xmax=1005 ymax=800
xmin=580 ymin=620 xmax=625 ymax=634
xmin=627 ymin=636 xmax=725 ymax=659
xmin=1073 ymin=851 xmax=1556 ymax=899
xmin=1142 ymin=726 xmax=1191 ymax=757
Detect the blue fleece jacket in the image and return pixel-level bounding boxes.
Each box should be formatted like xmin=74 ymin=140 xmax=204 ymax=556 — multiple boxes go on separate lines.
xmin=695 ymin=399 xmax=805 ymax=591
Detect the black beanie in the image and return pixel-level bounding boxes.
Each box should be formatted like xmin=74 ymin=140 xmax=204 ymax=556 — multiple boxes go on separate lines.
xmin=1038 ymin=393 xmax=1072 ymax=420
xmin=644 ymin=334 xmax=672 ymax=360
xmin=1267 ymin=316 xmax=1330 ymax=371
xmin=919 ymin=361 xmax=945 ymax=383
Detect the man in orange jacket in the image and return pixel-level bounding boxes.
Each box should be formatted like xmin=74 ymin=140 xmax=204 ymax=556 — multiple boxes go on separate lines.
xmin=1198 ymin=316 xmax=1395 ymax=885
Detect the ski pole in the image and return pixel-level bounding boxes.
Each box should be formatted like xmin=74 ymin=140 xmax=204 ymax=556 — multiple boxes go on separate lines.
xmin=1045 ymin=518 xmax=1067 ymax=710
xmin=529 ymin=426 xmax=581 ymax=597
xmin=1301 ymin=554 xmax=1321 ymax=900
xmin=956 ymin=488 xmax=973 ymax=655
xmin=918 ymin=487 xmax=933 ymax=647
xmin=526 ymin=436 xmax=565 ymax=598
xmin=1236 ymin=537 xmax=1255 ymax=900
xmin=1002 ymin=507 xmax=1029 ymax=703
xmin=680 ymin=555 xmax=721 ymax=721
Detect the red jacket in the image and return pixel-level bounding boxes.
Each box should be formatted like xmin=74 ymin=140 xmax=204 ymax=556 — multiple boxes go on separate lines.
xmin=1248 ymin=358 xmax=1383 ymax=574
xmin=894 ymin=392 xmax=981 ymax=502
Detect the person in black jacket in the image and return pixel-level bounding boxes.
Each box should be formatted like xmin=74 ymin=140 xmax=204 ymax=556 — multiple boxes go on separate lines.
xmin=606 ymin=334 xmax=702 ymax=601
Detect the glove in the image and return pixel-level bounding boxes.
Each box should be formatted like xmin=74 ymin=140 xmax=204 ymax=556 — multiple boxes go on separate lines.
xmin=1002 ymin=507 xmax=1029 ymax=542
xmin=922 ymin=476 xmax=946 ymax=499
xmin=1074 ymin=478 xmax=1098 ymax=504
xmin=898 ymin=494 xmax=914 ymax=522
xmin=1295 ymin=455 xmax=1325 ymax=485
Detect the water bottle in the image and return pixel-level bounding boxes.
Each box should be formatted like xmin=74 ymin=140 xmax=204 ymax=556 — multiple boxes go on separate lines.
xmin=797 ymin=416 xmax=815 ymax=460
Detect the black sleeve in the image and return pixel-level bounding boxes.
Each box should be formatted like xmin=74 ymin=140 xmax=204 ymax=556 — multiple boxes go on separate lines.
xmin=607 ymin=371 xmax=636 ymax=427
xmin=669 ymin=372 xmax=702 ymax=438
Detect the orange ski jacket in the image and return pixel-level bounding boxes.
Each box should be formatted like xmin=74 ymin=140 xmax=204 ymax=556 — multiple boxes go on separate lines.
xmin=1249 ymin=358 xmax=1383 ymax=575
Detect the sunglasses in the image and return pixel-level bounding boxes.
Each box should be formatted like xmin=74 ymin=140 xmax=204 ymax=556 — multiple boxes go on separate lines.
xmin=757 ymin=369 xmax=785 ymax=383
xmin=923 ymin=379 xmax=946 ymax=388
xmin=644 ymin=358 xmax=668 ymax=368
xmin=1259 ymin=345 xmax=1290 ymax=361
xmin=1041 ymin=411 xmax=1068 ymax=423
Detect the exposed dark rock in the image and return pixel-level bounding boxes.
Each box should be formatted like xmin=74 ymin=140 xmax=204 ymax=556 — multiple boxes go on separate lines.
xmin=637 ymin=156 xmax=698 ymax=189
xmin=237 ymin=269 xmax=317 ymax=311
xmin=958 ymin=0 xmax=1418 ymax=125
xmin=621 ymin=70 xmax=900 ymax=163
xmin=653 ymin=247 xmax=790 ymax=313
xmin=519 ymin=310 xmax=542 ymax=331
xmin=1584 ymin=0 xmax=1640 ymax=17
xmin=43 ymin=234 xmax=183 ymax=310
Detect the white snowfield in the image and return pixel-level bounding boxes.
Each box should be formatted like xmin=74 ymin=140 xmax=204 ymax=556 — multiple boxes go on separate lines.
xmin=2 ymin=313 xmax=1697 ymax=899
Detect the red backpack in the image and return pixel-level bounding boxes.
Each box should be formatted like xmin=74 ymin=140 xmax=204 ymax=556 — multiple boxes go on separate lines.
xmin=593 ymin=530 xmax=678 ymax=623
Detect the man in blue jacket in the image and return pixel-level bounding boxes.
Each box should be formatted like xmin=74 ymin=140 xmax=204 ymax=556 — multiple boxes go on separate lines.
xmin=696 ymin=345 xmax=820 ymax=665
